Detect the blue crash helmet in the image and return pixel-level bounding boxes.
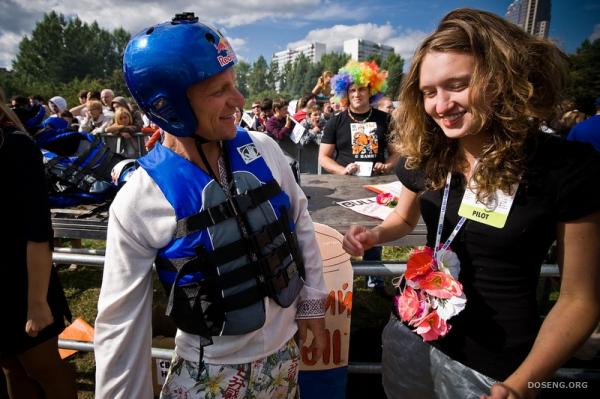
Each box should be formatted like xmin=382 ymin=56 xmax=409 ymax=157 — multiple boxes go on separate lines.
xmin=123 ymin=12 xmax=237 ymax=138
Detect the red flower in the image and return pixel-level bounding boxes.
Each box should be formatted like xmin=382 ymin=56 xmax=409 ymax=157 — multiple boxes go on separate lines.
xmin=419 ymin=272 xmax=463 ymax=299
xmin=394 ymin=286 xmax=420 ymax=322
xmin=376 ymin=192 xmax=393 ymax=205
xmin=405 ymin=247 xmax=435 ymax=281
xmin=413 ymin=310 xmax=450 ymax=341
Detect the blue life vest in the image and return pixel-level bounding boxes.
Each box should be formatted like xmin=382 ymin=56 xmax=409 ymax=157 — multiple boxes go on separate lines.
xmin=138 ymin=128 xmax=304 ymax=344
xmin=35 ymin=126 xmax=131 ymax=207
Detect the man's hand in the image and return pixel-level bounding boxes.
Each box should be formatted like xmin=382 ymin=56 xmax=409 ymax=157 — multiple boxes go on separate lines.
xmin=344 ymin=163 xmax=359 ymax=175
xmin=297 ymin=318 xmax=327 ymax=362
xmin=26 ymin=301 xmax=53 ymax=337
xmin=373 ymin=162 xmax=390 ymax=174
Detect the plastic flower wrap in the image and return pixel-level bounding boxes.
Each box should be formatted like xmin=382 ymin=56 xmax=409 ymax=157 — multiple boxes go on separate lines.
xmin=376 ymin=192 xmax=398 ymax=208
xmin=394 ymin=246 xmax=466 ymax=341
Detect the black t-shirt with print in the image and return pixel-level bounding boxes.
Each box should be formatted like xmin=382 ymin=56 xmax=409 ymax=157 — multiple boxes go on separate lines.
xmin=321 ymin=108 xmax=390 ymax=167
xmin=394 ymin=134 xmax=600 ymax=380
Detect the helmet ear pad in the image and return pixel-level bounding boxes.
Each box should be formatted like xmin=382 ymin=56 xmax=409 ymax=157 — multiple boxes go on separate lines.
xmin=123 ymin=17 xmax=237 ymax=138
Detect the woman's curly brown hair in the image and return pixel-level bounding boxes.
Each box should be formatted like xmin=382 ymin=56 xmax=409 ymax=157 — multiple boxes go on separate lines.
xmin=392 ymin=8 xmax=569 ymax=201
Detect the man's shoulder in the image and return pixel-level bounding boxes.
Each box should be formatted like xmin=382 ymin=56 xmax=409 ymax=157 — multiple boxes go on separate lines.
xmin=576 ymin=115 xmax=600 ymax=132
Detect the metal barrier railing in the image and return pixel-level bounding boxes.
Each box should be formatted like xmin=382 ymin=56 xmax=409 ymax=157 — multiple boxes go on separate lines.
xmin=52 ymin=251 xmax=561 ymax=277
xmin=97 ymin=132 xmax=149 ymax=158
xmin=54 ymin=251 xmax=599 ymax=381
xmin=57 ymin=339 xmax=599 ymax=380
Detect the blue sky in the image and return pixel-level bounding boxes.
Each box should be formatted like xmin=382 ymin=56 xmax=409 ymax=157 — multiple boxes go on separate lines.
xmin=1 ymin=0 xmax=598 ymax=70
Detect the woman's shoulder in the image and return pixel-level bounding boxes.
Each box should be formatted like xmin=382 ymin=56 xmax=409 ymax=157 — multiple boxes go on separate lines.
xmin=395 ymin=157 xmax=426 ymax=193
xmin=528 ymin=134 xmax=600 ymax=171
xmin=2 ymin=130 xmax=37 ymax=156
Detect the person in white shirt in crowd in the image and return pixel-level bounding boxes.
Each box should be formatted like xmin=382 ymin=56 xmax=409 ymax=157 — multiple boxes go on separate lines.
xmin=100 ymin=89 xmax=115 ymax=120
xmin=94 ymin=13 xmax=327 ymax=399
xmin=78 ymin=100 xmax=110 ymax=134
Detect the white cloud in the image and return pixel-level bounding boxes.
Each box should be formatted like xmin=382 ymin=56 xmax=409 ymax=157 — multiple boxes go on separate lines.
xmin=0 ymin=0 xmax=321 ymax=68
xmin=590 ymin=24 xmax=600 ymax=42
xmin=287 ymin=23 xmax=396 ymax=51
xmin=285 ymin=23 xmax=430 ymax=67
xmin=386 ymin=29 xmax=430 ymax=64
xmin=0 ymin=32 xmax=22 ymax=70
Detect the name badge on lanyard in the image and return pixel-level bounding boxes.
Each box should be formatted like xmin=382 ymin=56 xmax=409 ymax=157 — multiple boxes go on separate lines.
xmin=458 ymin=183 xmax=518 ymax=228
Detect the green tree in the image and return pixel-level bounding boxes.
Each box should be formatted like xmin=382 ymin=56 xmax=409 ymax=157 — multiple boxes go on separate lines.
xmin=288 ymin=53 xmax=311 ymax=97
xmin=235 ymin=60 xmax=251 ymax=98
xmin=11 ymin=12 xmax=129 ymax=93
xmin=565 ymin=38 xmax=600 ymax=115
xmin=278 ymin=61 xmax=294 ymax=93
xmin=382 ymin=52 xmax=404 ymax=99
xmin=248 ymin=55 xmax=269 ymax=96
xmin=367 ymin=54 xmax=382 ymax=66
xmin=317 ymin=52 xmax=350 ymax=75
xmin=266 ymin=60 xmax=279 ymax=92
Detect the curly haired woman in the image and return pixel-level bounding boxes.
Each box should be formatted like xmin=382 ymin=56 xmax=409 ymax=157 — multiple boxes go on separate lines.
xmin=342 ymin=9 xmax=600 ymax=399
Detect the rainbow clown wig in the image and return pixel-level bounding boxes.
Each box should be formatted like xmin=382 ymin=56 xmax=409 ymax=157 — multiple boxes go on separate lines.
xmin=331 ymin=60 xmax=388 ymax=106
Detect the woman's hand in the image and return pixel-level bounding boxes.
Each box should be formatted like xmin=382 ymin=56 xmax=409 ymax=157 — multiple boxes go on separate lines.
xmin=343 ymin=225 xmax=380 ymax=256
xmin=25 ymin=301 xmax=54 ymax=337
xmin=481 ymin=382 xmax=526 ymax=399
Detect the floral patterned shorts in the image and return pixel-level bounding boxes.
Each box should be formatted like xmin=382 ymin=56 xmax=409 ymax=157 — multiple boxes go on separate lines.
xmin=160 ymin=338 xmax=300 ymax=399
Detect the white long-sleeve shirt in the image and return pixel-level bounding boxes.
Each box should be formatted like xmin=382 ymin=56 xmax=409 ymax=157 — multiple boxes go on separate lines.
xmin=94 ymin=131 xmax=327 ymax=399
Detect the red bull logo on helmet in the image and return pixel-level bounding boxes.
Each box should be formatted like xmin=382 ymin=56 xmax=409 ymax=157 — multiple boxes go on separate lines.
xmin=212 ymin=30 xmax=236 ymax=67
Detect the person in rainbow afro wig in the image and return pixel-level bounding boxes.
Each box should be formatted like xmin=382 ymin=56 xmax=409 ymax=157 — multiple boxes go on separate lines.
xmin=331 ymin=60 xmax=388 ymax=108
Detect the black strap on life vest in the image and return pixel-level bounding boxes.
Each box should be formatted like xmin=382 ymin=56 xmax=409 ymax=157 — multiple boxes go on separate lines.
xmin=69 ymin=143 xmax=109 ymax=190
xmin=174 ymin=179 xmax=281 ymax=238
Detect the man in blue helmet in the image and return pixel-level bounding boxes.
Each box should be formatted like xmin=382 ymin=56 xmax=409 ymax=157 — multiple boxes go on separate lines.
xmin=94 ymin=13 xmax=327 ymax=399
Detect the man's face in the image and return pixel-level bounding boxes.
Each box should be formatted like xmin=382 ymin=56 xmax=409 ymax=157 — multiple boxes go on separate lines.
xmin=348 ymin=84 xmax=370 ymax=112
xmin=101 ymin=91 xmax=113 ymax=106
xmin=378 ymin=99 xmax=394 ymax=114
xmin=187 ymin=68 xmax=244 ymax=141
xmin=252 ymin=103 xmax=262 ymax=115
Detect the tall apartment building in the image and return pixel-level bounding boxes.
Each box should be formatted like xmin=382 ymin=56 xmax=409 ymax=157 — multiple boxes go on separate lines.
xmin=342 ymin=38 xmax=395 ymax=62
xmin=272 ymin=42 xmax=326 ymax=71
xmin=506 ymin=0 xmax=551 ymax=38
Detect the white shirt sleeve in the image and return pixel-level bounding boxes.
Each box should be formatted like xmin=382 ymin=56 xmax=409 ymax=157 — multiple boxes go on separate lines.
xmin=94 ymin=168 xmax=176 ymax=399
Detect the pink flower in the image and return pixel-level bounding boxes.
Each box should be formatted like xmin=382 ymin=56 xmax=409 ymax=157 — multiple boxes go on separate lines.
xmin=405 ymin=247 xmax=436 ymax=281
xmin=394 ymin=286 xmax=420 ymax=322
xmin=376 ymin=192 xmax=397 ymax=207
xmin=413 ymin=310 xmax=450 ymax=341
xmin=376 ymin=192 xmax=393 ymax=205
xmin=419 ymin=271 xmax=463 ymax=299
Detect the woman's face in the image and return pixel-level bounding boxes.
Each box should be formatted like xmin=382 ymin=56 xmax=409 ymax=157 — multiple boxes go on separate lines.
xmin=310 ymin=111 xmax=321 ymax=123
xmin=118 ymin=113 xmax=131 ymax=125
xmin=419 ymin=51 xmax=476 ymax=140
xmin=89 ymin=107 xmax=102 ymax=119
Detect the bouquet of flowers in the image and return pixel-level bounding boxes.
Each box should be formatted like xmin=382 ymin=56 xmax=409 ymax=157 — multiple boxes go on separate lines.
xmin=394 ymin=246 xmax=466 ymax=341
xmin=376 ymin=192 xmax=398 ymax=208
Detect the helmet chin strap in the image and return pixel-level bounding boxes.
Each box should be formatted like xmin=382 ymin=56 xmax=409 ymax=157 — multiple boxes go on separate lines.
xmin=193 ymin=133 xmax=209 ymax=144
